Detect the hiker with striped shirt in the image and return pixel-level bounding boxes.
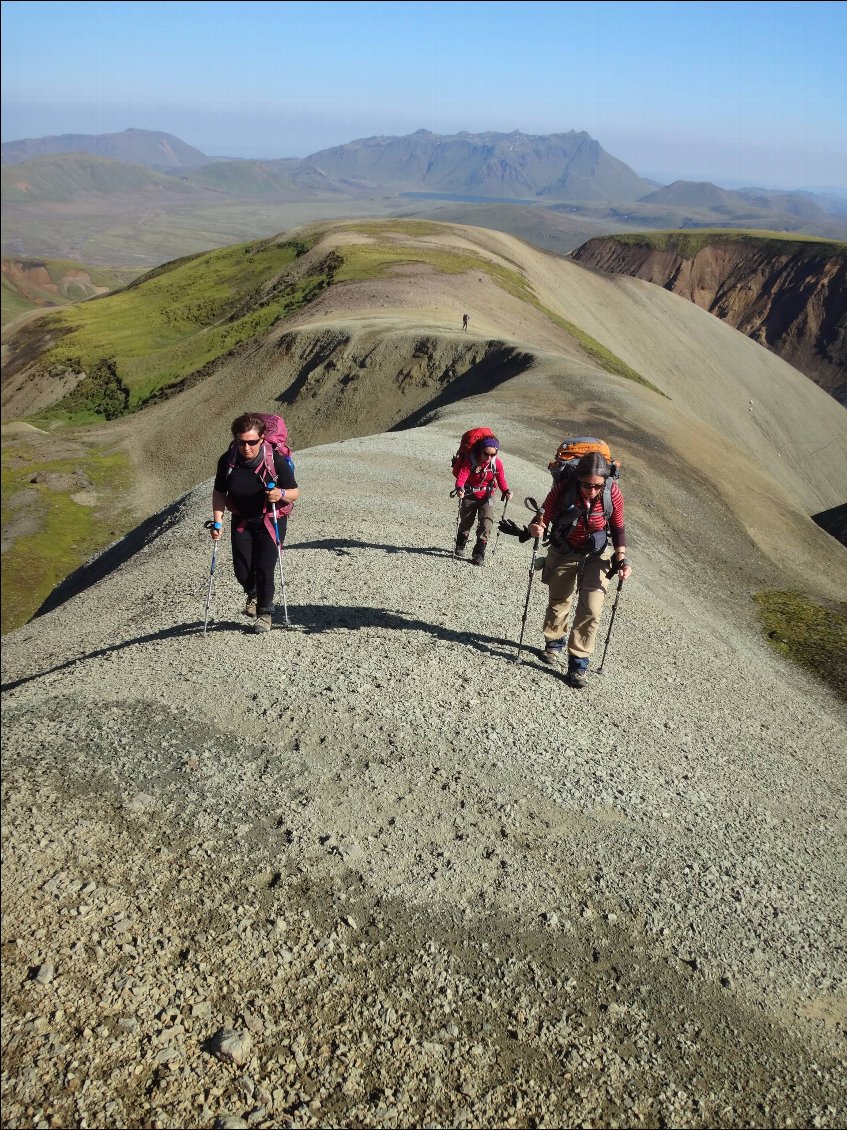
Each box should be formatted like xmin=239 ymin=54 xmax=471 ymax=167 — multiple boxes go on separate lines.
xmin=528 ymin=451 xmax=632 ymax=687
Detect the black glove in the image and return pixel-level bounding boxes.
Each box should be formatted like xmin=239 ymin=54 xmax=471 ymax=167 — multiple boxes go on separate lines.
xmin=499 ymin=518 xmax=532 ymax=542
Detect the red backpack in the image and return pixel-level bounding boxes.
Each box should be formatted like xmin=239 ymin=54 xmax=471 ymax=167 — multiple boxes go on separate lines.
xmin=226 ymin=413 xmax=295 ymax=523
xmin=450 ymin=427 xmax=496 ymax=477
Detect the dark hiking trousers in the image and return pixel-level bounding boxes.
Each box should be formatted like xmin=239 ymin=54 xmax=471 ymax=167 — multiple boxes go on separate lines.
xmin=458 ymin=495 xmax=494 ymax=555
xmin=231 ymin=516 xmax=287 ymax=613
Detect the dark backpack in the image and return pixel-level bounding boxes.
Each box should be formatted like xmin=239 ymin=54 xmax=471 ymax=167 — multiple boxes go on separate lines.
xmin=548 ymin=464 xmax=614 ymax=554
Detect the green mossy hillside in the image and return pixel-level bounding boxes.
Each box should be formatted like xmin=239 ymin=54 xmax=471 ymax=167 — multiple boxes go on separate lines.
xmin=754 ymin=590 xmax=847 ymax=699
xmin=25 ymin=236 xmax=326 ymax=422
xmin=16 ymin=221 xmax=663 ymax=423
xmin=609 ymin=229 xmax=847 ymax=259
xmin=1 ymin=441 xmax=134 ymax=634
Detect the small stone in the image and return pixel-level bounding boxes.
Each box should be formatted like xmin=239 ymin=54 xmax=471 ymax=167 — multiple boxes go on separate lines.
xmin=35 ymin=963 xmax=55 ymax=986
xmin=124 ymin=792 xmax=155 ymax=814
xmin=210 ymin=1027 xmax=252 ymax=1066
xmin=213 ymin=1117 xmax=249 ymax=1129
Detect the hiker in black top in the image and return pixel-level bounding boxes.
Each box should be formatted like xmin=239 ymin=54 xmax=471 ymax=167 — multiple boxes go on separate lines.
xmin=210 ymin=414 xmax=299 ymax=633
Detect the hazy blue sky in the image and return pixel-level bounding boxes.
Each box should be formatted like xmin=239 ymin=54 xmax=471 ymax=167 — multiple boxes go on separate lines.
xmin=2 ymin=0 xmax=845 ymax=191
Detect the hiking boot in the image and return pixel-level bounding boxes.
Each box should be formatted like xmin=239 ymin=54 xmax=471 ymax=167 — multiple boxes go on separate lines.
xmin=566 ymin=657 xmax=589 ymax=688
xmin=454 ymin=535 xmax=468 ymax=557
xmin=539 ymin=641 xmax=564 ymax=666
xmin=253 ymin=612 xmax=273 ymax=634
xmin=243 ymin=594 xmax=258 ymax=618
xmin=471 ymin=551 xmax=485 ymax=566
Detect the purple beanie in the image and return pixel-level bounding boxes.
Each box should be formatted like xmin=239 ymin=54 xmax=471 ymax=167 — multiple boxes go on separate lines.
xmin=476 ymin=435 xmax=500 ymax=451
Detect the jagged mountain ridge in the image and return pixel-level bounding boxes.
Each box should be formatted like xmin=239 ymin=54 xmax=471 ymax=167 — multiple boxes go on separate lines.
xmin=1 ymin=127 xmax=652 ymax=201
xmin=295 ymin=128 xmax=654 ymax=201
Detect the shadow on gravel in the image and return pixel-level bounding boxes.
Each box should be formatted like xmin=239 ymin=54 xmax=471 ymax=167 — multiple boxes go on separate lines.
xmin=288 ymin=538 xmax=453 ymax=558
xmin=288 ymin=602 xmax=516 ymax=658
xmin=1 ymin=619 xmax=246 ymax=692
xmin=2 ymin=607 xmax=518 ymax=692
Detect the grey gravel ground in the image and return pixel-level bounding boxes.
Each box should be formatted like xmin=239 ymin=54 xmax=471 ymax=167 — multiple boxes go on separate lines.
xmin=2 ymin=414 xmax=846 ymax=1129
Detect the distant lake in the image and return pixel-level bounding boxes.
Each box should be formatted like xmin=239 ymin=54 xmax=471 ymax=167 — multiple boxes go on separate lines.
xmin=400 ymin=191 xmax=542 ymax=206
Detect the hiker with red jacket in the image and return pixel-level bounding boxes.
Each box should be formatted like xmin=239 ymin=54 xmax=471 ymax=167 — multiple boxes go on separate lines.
xmin=454 ymin=436 xmax=512 ymax=565
xmin=527 ymin=451 xmax=632 ymax=686
xmin=210 ymin=413 xmax=299 ymax=634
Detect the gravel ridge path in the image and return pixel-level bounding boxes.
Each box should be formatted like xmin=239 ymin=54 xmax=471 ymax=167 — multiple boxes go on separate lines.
xmin=2 ymin=415 xmax=846 ymax=1129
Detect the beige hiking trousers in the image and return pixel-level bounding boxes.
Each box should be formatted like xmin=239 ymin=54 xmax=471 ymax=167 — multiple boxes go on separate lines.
xmin=541 ymin=543 xmax=613 ymax=659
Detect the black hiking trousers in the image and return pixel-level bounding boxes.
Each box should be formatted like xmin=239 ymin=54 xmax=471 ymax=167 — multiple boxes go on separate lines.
xmin=231 ymin=516 xmax=287 ymax=612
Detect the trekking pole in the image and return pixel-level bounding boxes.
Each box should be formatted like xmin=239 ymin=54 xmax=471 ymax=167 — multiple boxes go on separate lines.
xmin=490 ymin=496 xmax=509 ymax=559
xmin=516 ymin=497 xmax=542 ymax=664
xmin=266 ymin=483 xmax=290 ymax=627
xmin=202 ymin=520 xmax=219 ymax=636
xmin=450 ymin=488 xmax=462 ymax=554
xmin=596 ymin=574 xmax=624 ymax=675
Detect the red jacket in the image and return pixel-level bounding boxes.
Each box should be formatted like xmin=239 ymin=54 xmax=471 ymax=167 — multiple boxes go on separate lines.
xmin=455 ymin=454 xmax=509 ymax=499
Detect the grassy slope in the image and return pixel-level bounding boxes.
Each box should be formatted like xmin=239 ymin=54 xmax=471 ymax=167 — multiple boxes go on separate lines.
xmin=1 ymin=277 xmax=33 ymax=323
xmin=754 ymin=591 xmax=847 ymax=699
xmin=1 ymin=153 xmax=196 ymax=203
xmin=26 ymin=236 xmax=327 ymax=421
xmin=0 ymin=438 xmax=134 ymax=634
xmin=14 ymin=221 xmax=660 ymax=428
xmin=1 ymin=259 xmax=143 ymax=325
xmin=603 ymin=229 xmax=847 ymax=258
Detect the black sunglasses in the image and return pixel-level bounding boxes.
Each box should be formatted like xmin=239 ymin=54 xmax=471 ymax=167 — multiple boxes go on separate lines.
xmin=579 ymin=480 xmax=605 ymax=491
xmin=237 ymin=437 xmax=262 ymax=447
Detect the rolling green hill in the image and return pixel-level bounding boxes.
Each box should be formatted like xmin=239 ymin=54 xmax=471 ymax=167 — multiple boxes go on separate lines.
xmin=2 ymin=220 xmax=655 ymax=426
xmin=1 ymin=127 xmax=211 ymax=169
xmin=181 ymin=159 xmax=305 ymax=196
xmin=1 ymin=257 xmax=143 ymax=325
xmin=1 ymin=153 xmax=198 ymax=203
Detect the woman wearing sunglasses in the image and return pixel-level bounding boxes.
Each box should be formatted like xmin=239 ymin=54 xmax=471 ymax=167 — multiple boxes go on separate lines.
xmin=454 ymin=436 xmax=513 ymax=565
xmin=527 ymin=452 xmax=632 ymax=687
xmin=210 ymin=414 xmax=300 ymax=633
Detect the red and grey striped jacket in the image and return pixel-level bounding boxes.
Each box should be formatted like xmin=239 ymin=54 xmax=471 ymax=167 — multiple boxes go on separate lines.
xmin=542 ymin=476 xmax=627 ymax=551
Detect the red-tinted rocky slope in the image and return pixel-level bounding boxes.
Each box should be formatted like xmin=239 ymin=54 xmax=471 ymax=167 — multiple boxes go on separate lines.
xmin=572 ymin=235 xmax=846 ymax=405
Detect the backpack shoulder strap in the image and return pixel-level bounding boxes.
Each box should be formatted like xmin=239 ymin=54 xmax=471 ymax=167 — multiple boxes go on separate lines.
xmin=602 ymin=478 xmax=613 ymax=522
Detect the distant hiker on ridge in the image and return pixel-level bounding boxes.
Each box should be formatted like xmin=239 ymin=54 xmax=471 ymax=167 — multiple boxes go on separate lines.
xmin=210 ymin=413 xmax=299 ymax=633
xmin=462 ymin=313 xmax=469 ymax=331
xmin=525 ymin=451 xmax=632 ymax=686
xmin=454 ymin=434 xmax=512 ymax=565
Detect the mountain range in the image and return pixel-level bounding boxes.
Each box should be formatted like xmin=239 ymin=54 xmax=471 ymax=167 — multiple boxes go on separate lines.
xmin=4 ymin=127 xmax=845 ymax=221
xmin=1 ymin=127 xmax=210 ymax=169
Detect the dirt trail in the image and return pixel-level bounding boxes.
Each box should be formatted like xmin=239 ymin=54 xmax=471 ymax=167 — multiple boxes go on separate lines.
xmin=2 ymin=221 xmax=846 ymax=1128
xmin=2 ymin=403 xmax=846 ymax=1128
